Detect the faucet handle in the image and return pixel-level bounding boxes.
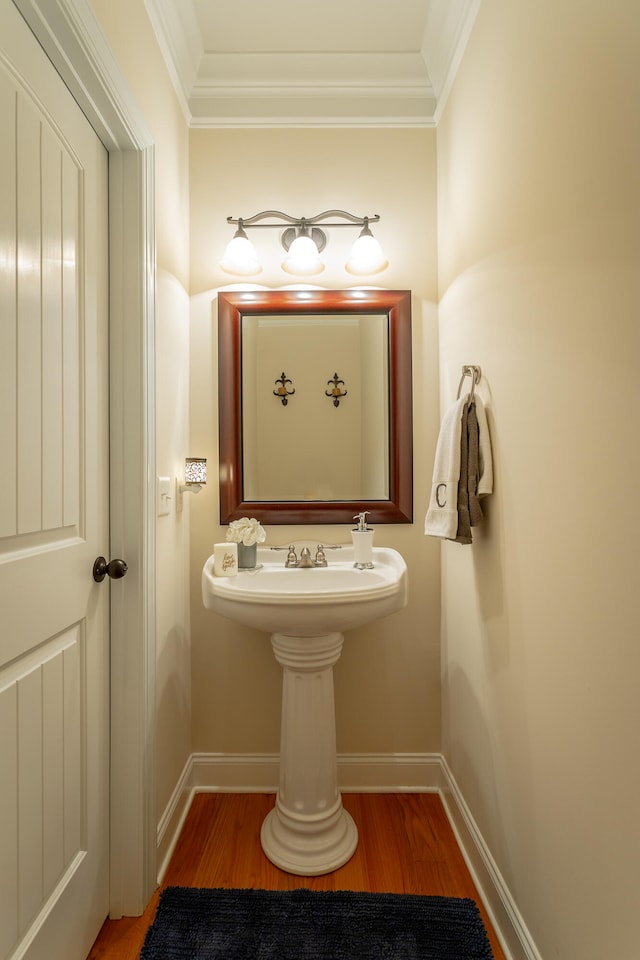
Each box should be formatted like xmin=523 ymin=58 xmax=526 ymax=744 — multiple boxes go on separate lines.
xmin=314 ymin=544 xmax=342 ymax=566
xmin=314 ymin=545 xmax=327 ymax=566
xmin=270 ymin=544 xmax=299 ymax=567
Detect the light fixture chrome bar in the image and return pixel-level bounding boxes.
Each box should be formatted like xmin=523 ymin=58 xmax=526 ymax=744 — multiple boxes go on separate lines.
xmin=226 ymin=210 xmax=381 ymax=230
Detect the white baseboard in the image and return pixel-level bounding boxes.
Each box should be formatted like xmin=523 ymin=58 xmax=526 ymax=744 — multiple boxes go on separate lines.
xmin=439 ymin=759 xmax=542 ymax=960
xmin=156 ymin=756 xmax=195 ymax=880
xmin=157 ymin=752 xmax=541 ymax=960
xmin=189 ymin=750 xmax=446 ymax=793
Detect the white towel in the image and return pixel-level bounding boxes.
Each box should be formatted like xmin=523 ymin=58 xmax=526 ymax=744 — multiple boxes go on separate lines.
xmin=424 ymin=395 xmax=467 ymax=539
xmin=474 ymin=396 xmax=493 ymax=496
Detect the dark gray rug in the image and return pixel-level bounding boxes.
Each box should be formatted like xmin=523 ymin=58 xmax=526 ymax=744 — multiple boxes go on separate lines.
xmin=140 ymin=886 xmax=495 ymax=959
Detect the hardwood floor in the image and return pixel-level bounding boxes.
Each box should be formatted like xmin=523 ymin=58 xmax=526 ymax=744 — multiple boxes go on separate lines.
xmin=86 ymin=792 xmax=506 ymax=959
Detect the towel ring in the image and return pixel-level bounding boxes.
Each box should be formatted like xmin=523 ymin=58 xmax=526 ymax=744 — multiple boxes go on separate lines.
xmin=456 ymin=365 xmax=482 ymax=401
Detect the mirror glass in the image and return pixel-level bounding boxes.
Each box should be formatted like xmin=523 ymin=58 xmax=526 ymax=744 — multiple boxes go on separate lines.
xmin=242 ymin=312 xmax=389 ymax=501
xmin=218 ymin=289 xmax=412 ymax=524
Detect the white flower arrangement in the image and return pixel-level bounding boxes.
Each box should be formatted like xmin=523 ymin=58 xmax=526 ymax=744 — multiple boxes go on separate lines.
xmin=225 ymin=517 xmax=266 ymax=546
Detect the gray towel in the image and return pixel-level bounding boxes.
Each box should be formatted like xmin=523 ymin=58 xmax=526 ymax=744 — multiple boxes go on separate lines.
xmin=475 ymin=397 xmax=493 ymax=496
xmin=467 ymin=401 xmax=484 ymax=526
xmin=455 ymin=402 xmax=472 ymax=544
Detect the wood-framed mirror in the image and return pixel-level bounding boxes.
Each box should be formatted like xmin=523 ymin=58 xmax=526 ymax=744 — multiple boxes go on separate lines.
xmin=218 ymin=289 xmax=413 ymax=524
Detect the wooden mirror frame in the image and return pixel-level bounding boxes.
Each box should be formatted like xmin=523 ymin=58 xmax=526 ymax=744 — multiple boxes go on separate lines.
xmin=218 ymin=289 xmax=413 ymax=524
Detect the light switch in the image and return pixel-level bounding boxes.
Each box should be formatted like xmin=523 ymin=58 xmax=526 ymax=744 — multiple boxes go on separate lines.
xmin=157 ymin=476 xmax=172 ymax=516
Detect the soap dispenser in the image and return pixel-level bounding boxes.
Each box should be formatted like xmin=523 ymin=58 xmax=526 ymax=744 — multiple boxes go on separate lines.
xmin=351 ymin=512 xmax=374 ymax=569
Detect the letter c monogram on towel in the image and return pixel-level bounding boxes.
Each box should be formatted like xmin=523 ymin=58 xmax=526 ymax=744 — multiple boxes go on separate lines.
xmin=435 ymin=483 xmax=447 ymax=507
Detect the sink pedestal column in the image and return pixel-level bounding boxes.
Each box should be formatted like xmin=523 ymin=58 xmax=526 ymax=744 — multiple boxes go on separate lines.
xmin=260 ymin=631 xmax=358 ymax=875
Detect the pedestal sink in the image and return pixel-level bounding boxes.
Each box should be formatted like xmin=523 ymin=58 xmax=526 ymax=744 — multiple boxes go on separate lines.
xmin=202 ymin=543 xmax=408 ymax=876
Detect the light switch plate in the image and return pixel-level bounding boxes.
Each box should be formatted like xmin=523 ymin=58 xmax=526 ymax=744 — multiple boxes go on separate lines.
xmin=157 ymin=476 xmax=171 ymax=516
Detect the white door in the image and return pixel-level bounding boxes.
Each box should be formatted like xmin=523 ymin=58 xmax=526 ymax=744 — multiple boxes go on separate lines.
xmin=0 ymin=4 xmax=111 ymax=960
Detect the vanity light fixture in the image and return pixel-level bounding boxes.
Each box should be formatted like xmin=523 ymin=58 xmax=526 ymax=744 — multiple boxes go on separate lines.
xmin=282 ymin=226 xmax=324 ymax=276
xmin=219 ymin=220 xmax=262 ymax=276
xmin=345 ymin=218 xmax=389 ymax=276
xmin=178 ymin=457 xmax=207 ymax=510
xmin=219 ymin=210 xmax=389 ymax=278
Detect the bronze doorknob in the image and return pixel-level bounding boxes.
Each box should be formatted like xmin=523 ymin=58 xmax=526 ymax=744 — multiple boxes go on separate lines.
xmin=92 ymin=556 xmax=128 ymax=582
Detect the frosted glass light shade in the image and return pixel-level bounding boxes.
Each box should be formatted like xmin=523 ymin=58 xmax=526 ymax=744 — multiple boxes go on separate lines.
xmin=345 ymin=233 xmax=389 ymax=276
xmin=282 ymin=234 xmax=324 ymax=276
xmin=220 ymin=234 xmax=262 ymax=276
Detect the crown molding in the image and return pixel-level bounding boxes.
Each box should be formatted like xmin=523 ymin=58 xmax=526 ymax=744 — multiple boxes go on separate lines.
xmin=428 ymin=0 xmax=482 ymax=123
xmin=144 ymin=0 xmax=201 ymax=123
xmin=145 ymin=0 xmax=480 ymax=128
xmin=189 ymin=115 xmax=438 ymax=130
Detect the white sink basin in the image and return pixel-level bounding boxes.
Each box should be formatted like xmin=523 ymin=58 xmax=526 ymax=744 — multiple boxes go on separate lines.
xmin=202 ymin=544 xmax=408 ymax=637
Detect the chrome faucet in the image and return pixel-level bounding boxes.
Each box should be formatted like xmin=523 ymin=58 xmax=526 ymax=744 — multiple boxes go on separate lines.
xmin=298 ymin=547 xmax=315 ymax=568
xmin=271 ymin=544 xmax=342 ymax=568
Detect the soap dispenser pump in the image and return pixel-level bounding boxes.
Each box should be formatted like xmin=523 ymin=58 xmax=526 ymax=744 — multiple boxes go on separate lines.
xmin=351 ymin=512 xmax=374 ymax=569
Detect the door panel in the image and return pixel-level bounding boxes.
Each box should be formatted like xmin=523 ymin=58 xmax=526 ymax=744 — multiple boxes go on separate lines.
xmin=0 ymin=3 xmax=110 ymax=959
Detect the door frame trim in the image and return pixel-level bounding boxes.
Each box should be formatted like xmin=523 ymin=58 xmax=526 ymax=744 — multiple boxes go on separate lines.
xmin=13 ymin=0 xmax=157 ymax=916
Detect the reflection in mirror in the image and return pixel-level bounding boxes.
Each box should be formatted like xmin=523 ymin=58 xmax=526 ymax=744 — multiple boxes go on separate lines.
xmin=242 ymin=313 xmax=389 ymax=501
xmin=218 ymin=289 xmax=413 ymax=524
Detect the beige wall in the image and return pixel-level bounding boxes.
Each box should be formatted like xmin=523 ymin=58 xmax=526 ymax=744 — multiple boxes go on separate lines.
xmin=88 ymin=0 xmax=192 ymax=817
xmin=188 ymin=129 xmax=442 ymax=757
xmin=89 ymin=0 xmax=189 ymax=289
xmin=189 ymin=128 xmax=437 ymax=300
xmin=437 ymin=1 xmax=640 ymax=958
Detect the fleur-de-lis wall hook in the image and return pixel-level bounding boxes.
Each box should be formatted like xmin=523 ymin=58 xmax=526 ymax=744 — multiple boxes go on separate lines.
xmin=273 ymin=371 xmax=295 ymax=405
xmin=326 ymin=372 xmax=348 ymax=407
